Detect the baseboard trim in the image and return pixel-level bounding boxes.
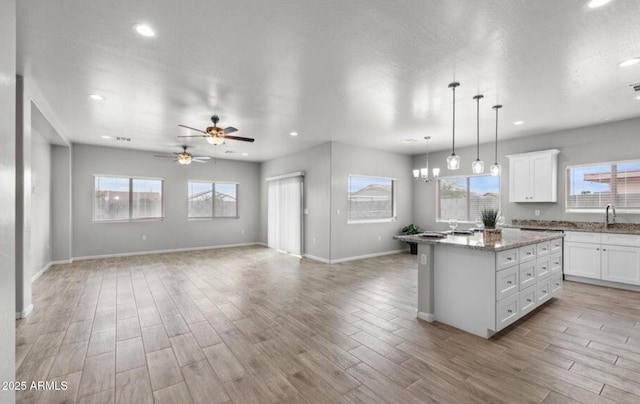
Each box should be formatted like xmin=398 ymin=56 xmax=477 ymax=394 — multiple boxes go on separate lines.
xmin=16 ymin=304 xmax=33 ymax=319
xmin=564 ymin=275 xmax=640 ymax=292
xmin=31 ymin=262 xmax=52 ymax=282
xmin=329 ymin=249 xmax=407 ymax=264
xmin=417 ymin=311 xmax=436 ymax=322
xmin=72 ymin=242 xmax=262 ymax=261
xmin=256 ymin=242 xmax=268 ymax=247
xmin=303 ymin=254 xmax=331 ymax=264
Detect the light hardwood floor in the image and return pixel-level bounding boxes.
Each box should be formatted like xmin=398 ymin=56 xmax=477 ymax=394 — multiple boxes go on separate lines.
xmin=14 ymin=245 xmax=640 ymax=404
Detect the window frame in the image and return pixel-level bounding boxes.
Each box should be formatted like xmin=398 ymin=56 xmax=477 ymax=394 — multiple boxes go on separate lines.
xmin=435 ymin=173 xmax=501 ymax=224
xmin=92 ymin=174 xmax=165 ymax=223
xmin=187 ymin=179 xmax=240 ymax=220
xmin=346 ymin=174 xmax=397 ymax=224
xmin=565 ymin=159 xmax=640 ymax=214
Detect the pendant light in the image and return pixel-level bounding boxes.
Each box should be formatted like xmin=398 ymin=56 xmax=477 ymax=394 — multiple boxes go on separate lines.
xmin=490 ymin=104 xmax=503 ymax=176
xmin=471 ymin=94 xmax=485 ymax=174
xmin=446 ymin=82 xmax=461 ymax=170
xmin=413 ymin=136 xmax=438 ymax=182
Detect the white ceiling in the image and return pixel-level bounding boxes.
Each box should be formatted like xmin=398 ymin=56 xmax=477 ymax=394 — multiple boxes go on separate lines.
xmin=16 ymin=0 xmax=640 ymax=161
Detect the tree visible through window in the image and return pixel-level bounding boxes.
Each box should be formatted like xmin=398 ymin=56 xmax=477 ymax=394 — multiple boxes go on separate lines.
xmin=188 ymin=181 xmax=238 ymax=218
xmin=94 ymin=176 xmax=163 ymax=221
xmin=437 ymin=175 xmax=500 ymax=222
xmin=566 ymin=161 xmax=640 ymax=211
xmin=347 ymin=175 xmax=396 ymax=222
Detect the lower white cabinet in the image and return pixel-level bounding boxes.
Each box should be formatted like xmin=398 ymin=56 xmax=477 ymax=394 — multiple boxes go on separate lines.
xmin=601 ymin=244 xmax=640 ymax=285
xmin=496 ymin=293 xmax=520 ymax=330
xmin=564 ymin=232 xmax=640 ymax=286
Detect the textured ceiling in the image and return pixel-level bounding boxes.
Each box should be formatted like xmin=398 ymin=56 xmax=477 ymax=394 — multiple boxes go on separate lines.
xmin=16 ymin=0 xmax=640 ymax=161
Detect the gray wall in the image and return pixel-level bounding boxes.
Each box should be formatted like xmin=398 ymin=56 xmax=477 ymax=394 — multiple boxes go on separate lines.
xmin=330 ymin=142 xmax=413 ymax=260
xmin=72 ymin=144 xmax=261 ymax=258
xmin=260 ymin=143 xmax=332 ymax=260
xmin=30 ymin=127 xmax=51 ymax=276
xmin=0 ymin=0 xmax=16 ymax=401
xmin=413 ymin=117 xmax=640 ymax=230
xmin=51 ymin=145 xmax=72 ymax=261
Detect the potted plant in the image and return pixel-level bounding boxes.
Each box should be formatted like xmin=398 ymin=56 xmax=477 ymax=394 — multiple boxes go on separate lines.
xmin=401 ymin=224 xmax=421 ymax=254
xmin=481 ymin=208 xmax=501 ymax=242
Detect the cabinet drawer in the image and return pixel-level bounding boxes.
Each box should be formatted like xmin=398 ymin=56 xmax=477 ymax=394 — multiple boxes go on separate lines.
xmin=536 ymin=258 xmax=551 ymax=280
xmin=520 ymin=245 xmax=537 ymax=263
xmin=497 ymin=266 xmax=519 ymax=301
xmin=565 ymin=231 xmax=601 ymax=244
xmin=550 ymin=252 xmax=562 ymax=275
xmin=519 ymin=286 xmax=537 ymax=315
xmin=601 ymin=233 xmax=640 ymax=247
xmin=519 ymin=261 xmax=536 ymax=290
xmin=496 ymin=294 xmax=520 ymax=331
xmin=497 ymin=249 xmax=519 ymax=270
xmin=550 ymin=238 xmax=563 ymax=252
xmin=550 ymin=273 xmax=562 ymax=295
xmin=537 ymin=241 xmax=551 ymax=257
xmin=537 ymin=279 xmax=552 ymax=304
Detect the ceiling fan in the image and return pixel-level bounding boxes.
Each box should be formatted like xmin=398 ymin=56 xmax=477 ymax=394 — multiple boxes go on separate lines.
xmin=178 ymin=115 xmax=255 ymax=144
xmin=154 ymin=146 xmax=211 ymax=165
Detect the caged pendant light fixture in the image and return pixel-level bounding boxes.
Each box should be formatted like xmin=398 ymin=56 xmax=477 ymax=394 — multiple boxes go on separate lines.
xmin=490 ymin=104 xmax=503 ymax=176
xmin=446 ymin=82 xmax=461 ymax=170
xmin=471 ymin=94 xmax=485 ymax=174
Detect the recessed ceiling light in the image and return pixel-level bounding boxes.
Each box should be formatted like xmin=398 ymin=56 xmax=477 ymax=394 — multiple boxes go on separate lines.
xmin=242 ymin=152 xmax=248 ymax=156
xmin=89 ymin=94 xmax=105 ymax=101
xmin=514 ymin=121 xmax=524 ymax=125
xmin=587 ymin=0 xmax=613 ymax=8
xmin=133 ymin=23 xmax=155 ymax=37
xmin=402 ymin=139 xmax=418 ymax=143
xmin=101 ymin=135 xmax=111 ymax=139
xmin=619 ymin=58 xmax=640 ymax=67
xmin=290 ymin=131 xmax=298 ymax=137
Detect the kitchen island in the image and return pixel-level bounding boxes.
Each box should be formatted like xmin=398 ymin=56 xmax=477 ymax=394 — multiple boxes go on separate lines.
xmin=395 ymin=229 xmax=564 ymax=338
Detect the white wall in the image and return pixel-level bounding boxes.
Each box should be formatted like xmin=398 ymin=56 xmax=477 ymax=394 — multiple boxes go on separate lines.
xmin=30 ymin=127 xmax=51 ymax=277
xmin=72 ymin=144 xmax=261 ymax=258
xmin=330 ymin=142 xmax=413 ymax=260
xmin=51 ymin=145 xmax=72 ymax=262
xmin=260 ymin=143 xmax=332 ymax=261
xmin=413 ymin=117 xmax=640 ymax=230
xmin=0 ymin=0 xmax=17 ymax=401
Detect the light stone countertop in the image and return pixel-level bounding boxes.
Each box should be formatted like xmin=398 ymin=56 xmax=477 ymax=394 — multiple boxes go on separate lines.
xmin=508 ymin=219 xmax=640 ymax=235
xmin=394 ymin=228 xmax=564 ymax=252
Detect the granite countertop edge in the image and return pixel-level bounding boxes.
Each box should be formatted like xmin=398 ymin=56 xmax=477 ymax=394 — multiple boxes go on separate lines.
xmin=506 ymin=223 xmax=640 ymax=235
xmin=394 ymin=229 xmax=565 ymax=252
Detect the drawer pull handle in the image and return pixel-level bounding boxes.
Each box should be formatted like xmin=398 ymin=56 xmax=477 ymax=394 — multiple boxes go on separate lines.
xmin=542 ymin=248 xmax=547 ymax=251
xmin=526 ymin=273 xmax=532 ymax=276
xmin=507 ymin=280 xmax=513 ymax=284
xmin=527 ymin=252 xmax=532 ymax=255
xmin=507 ymin=309 xmax=513 ymax=313
xmin=596 ymin=248 xmax=600 ymax=251
xmin=603 ymin=249 xmax=607 ymax=252
xmin=542 ymin=290 xmax=547 ymax=293
xmin=507 ymin=257 xmax=512 ymax=261
xmin=555 ymin=283 xmax=560 ymax=286
xmin=527 ymin=298 xmax=532 ymax=302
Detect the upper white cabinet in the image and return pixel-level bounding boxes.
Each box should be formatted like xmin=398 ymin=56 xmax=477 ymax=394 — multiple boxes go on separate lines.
xmin=507 ymin=149 xmax=560 ymax=202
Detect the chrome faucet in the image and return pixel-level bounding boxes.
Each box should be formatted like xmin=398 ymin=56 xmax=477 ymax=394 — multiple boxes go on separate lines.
xmin=605 ymin=204 xmax=616 ymax=229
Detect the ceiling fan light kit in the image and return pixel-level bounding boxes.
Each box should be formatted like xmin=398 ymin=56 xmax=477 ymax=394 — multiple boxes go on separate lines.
xmin=178 ymin=115 xmax=255 ymax=145
xmin=447 ymin=82 xmax=461 ymax=170
xmin=154 ymin=145 xmax=211 ymax=165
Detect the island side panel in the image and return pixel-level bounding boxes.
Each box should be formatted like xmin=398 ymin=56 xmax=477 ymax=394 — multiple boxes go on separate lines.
xmin=416 ymin=243 xmax=435 ymax=321
xmin=434 ymin=244 xmax=496 ymax=338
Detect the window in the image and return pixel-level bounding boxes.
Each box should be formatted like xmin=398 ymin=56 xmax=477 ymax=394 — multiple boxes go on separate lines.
xmin=94 ymin=176 xmax=163 ymax=222
xmin=566 ymin=160 xmax=640 ymax=212
xmin=437 ymin=174 xmax=500 ymax=222
xmin=347 ymin=175 xmax=396 ymax=223
xmin=188 ymin=181 xmax=238 ymax=218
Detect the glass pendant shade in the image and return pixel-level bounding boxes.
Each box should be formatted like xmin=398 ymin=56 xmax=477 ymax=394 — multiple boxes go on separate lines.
xmin=490 ymin=163 xmax=502 ymax=176
xmin=472 ymin=159 xmax=485 ymax=174
xmin=413 ymin=169 xmax=420 ymax=178
xmin=207 ymin=136 xmax=225 ymax=145
xmin=432 ymin=168 xmax=440 ymax=178
xmin=447 ymin=154 xmax=460 ymax=170
xmin=413 ymin=136 xmax=435 ymax=182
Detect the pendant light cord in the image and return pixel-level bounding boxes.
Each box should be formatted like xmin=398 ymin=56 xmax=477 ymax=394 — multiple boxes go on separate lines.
xmin=493 ymin=105 xmax=501 ymax=164
xmin=452 ymin=86 xmax=456 ymax=154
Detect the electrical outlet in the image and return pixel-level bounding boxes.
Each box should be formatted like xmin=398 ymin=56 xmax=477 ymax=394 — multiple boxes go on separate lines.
xmin=535 ymin=210 xmax=540 ymax=217
xmin=420 ymin=254 xmax=427 ymax=265
xmin=142 ymin=234 xmax=147 ymax=241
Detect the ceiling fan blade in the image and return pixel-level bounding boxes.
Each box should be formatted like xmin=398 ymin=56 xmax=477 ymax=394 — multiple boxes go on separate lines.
xmin=154 ymin=155 xmax=175 ymax=158
xmin=192 ymin=159 xmax=207 ymax=163
xmin=179 ymin=124 xmax=207 ymax=134
xmin=177 ymin=135 xmax=207 ymax=138
xmin=192 ymin=156 xmax=211 ymax=160
xmin=223 ymin=126 xmax=238 ymax=134
xmin=222 ymin=135 xmax=255 ymax=142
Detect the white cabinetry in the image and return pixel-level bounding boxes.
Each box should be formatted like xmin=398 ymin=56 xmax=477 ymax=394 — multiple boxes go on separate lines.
xmin=507 ymin=149 xmax=560 ymax=202
xmin=564 ymin=232 xmax=640 ymax=286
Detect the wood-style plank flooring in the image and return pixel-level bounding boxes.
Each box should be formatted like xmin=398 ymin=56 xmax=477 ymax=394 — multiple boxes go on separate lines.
xmin=15 ymin=245 xmax=640 ymax=403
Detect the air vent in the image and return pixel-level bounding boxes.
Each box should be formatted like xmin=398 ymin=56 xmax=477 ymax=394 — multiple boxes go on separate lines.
xmin=224 ymin=150 xmax=235 ymax=154
xmin=116 ymin=136 xmax=131 ymax=142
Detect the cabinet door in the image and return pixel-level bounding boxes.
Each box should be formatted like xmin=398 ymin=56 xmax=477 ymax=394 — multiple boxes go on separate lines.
xmin=564 ymin=242 xmax=601 ymax=279
xmin=509 ymin=156 xmax=531 ymax=202
xmin=601 ymin=245 xmax=640 ymax=285
xmin=531 ymin=153 xmax=555 ymax=202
